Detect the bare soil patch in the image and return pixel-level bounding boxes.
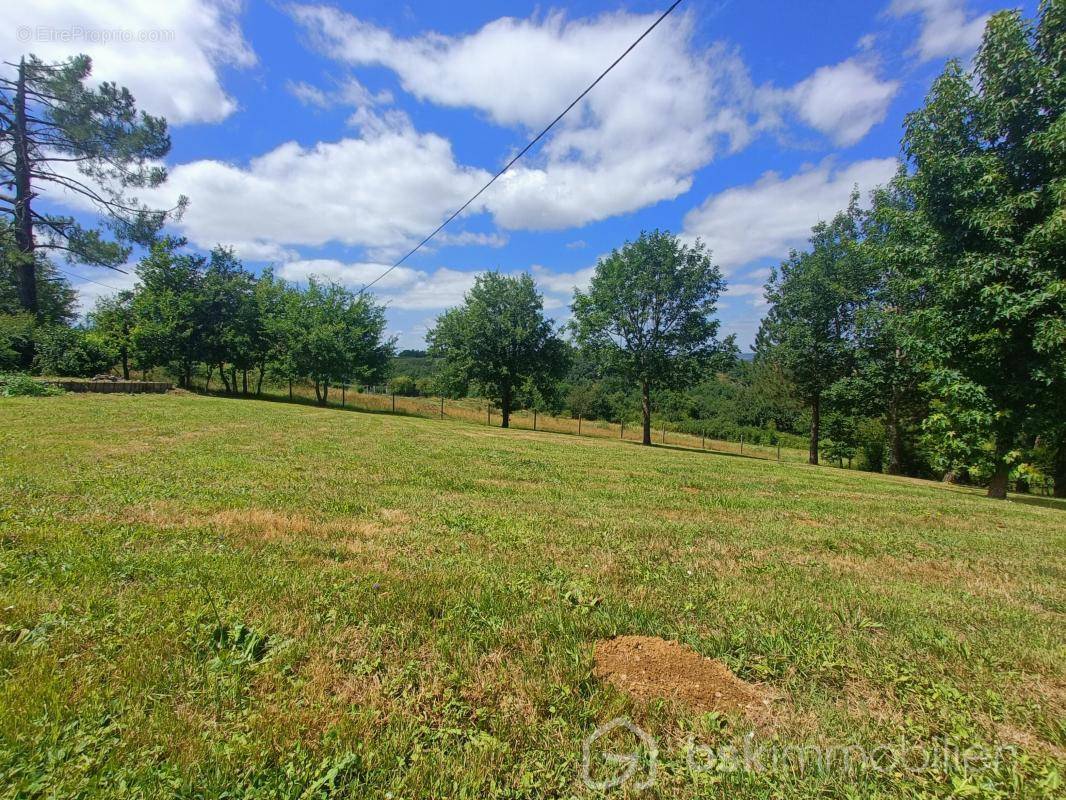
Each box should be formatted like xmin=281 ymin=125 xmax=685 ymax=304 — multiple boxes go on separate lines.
xmin=593 ymin=635 xmax=770 ymax=717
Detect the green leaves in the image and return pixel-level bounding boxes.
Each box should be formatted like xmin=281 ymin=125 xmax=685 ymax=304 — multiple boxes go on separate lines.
xmin=427 ymin=271 xmax=567 ymax=424
xmin=570 ymin=230 xmax=729 ymax=442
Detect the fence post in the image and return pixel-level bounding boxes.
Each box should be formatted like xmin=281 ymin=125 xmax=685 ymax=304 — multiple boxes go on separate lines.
xmin=342 ymin=385 xmax=346 ymax=407
xmin=777 ymin=443 xmax=781 ymax=461
xmin=702 ymin=431 xmax=706 ymax=449
xmin=440 ymin=396 xmax=444 ymax=419
xmin=578 ymin=416 xmax=582 ymax=436
xmin=620 ymin=421 xmax=624 ymax=439
xmin=740 ymin=435 xmax=744 ymax=454
xmin=661 ymin=424 xmax=666 ymax=444
xmin=533 ymin=409 xmax=537 ymax=431
xmin=487 ymin=406 xmax=491 ymax=426
xmin=288 ymin=379 xmax=293 ymax=400
xmin=392 ymin=392 xmax=396 ymax=413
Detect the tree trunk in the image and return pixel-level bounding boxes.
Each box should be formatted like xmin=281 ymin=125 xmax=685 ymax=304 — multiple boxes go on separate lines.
xmin=809 ymin=393 xmax=821 ymax=465
xmin=256 ymin=366 xmax=265 ymax=396
xmin=13 ymin=58 xmax=37 ymax=318
xmin=218 ymin=364 xmax=230 ymax=394
xmin=641 ymin=380 xmax=652 ymax=446
xmin=1053 ymin=437 xmax=1066 ymax=499
xmin=205 ymin=363 xmax=214 ymax=392
xmin=501 ymin=386 xmax=511 ymax=429
xmin=242 ymin=370 xmax=248 ymax=396
xmin=288 ymin=379 xmax=293 ymax=400
xmin=321 ymin=382 xmax=329 ymax=405
xmin=886 ymin=398 xmax=903 ymax=475
xmin=987 ymin=432 xmax=1011 ymax=500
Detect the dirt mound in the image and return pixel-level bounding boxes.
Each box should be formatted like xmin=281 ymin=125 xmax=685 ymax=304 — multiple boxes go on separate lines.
xmin=593 ymin=635 xmax=769 ymax=717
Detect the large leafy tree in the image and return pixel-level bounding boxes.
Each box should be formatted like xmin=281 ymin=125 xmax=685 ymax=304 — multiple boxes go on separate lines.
xmin=293 ymin=280 xmax=393 ymax=405
xmin=0 ymin=54 xmax=184 ymax=316
xmin=902 ymin=1 xmax=1065 ymax=498
xmin=427 ymin=271 xmax=568 ymax=428
xmin=571 ymin=230 xmax=729 ymax=446
xmin=828 ymin=175 xmax=936 ymax=474
xmin=129 ymin=239 xmax=203 ymax=388
xmin=88 ymin=290 xmax=135 ymax=379
xmin=759 ymin=199 xmax=874 ymax=464
xmin=198 ymin=248 xmax=260 ymax=395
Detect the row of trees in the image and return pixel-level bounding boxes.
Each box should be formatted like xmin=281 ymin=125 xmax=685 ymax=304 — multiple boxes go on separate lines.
xmin=426 ymin=231 xmax=734 ymax=445
xmin=758 ymin=2 xmax=1064 ymax=497
xmin=83 ymin=239 xmax=393 ymax=402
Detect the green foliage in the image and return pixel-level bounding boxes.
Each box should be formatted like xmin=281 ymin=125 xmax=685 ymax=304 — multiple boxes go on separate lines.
xmin=0 ymin=226 xmax=77 ymax=325
xmin=0 ymin=313 xmax=34 ymax=372
xmin=389 ymin=375 xmax=418 ymax=396
xmin=428 ymin=272 xmax=567 ymax=426
xmin=0 ymin=55 xmax=183 ymax=273
xmin=902 ymin=2 xmax=1066 ymax=495
xmin=0 ymin=372 xmax=63 ymax=396
xmin=129 ymin=239 xmax=203 ymax=386
xmin=0 ymin=54 xmax=184 ymax=314
xmin=759 ymin=197 xmax=875 ymax=464
xmin=88 ymin=291 xmax=135 ymax=379
xmin=33 ymin=326 xmax=114 ymax=377
xmin=571 ymin=230 xmax=731 ymax=443
xmin=292 ymin=279 xmax=393 ymax=405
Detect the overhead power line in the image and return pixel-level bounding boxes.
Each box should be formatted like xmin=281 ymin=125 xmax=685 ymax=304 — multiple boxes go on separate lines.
xmin=359 ymin=0 xmax=686 ymax=294
xmin=54 ymin=267 xmax=125 ymax=293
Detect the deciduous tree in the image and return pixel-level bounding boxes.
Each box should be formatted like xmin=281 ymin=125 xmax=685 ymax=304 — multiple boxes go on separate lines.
xmin=428 ymin=272 xmax=568 ymax=428
xmin=572 ymin=230 xmax=729 ymax=445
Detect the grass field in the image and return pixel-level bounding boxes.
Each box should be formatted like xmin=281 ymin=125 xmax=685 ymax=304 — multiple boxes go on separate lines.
xmin=1 ymin=393 xmax=1063 ymax=798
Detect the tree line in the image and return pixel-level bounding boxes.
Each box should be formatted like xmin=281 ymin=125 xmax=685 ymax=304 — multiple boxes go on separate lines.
xmin=2 ymin=236 xmax=392 ymax=403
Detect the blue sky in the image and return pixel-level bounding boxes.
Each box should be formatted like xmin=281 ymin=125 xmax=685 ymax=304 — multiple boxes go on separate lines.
xmin=7 ymin=0 xmax=1035 ymax=349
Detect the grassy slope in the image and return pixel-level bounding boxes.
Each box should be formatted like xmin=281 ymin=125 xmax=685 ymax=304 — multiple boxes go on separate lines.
xmin=0 ymin=393 xmax=1063 ymax=799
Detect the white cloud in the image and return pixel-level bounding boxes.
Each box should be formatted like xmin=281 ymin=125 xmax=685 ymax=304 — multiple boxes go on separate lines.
xmin=129 ymin=128 xmax=491 ymax=258
xmin=286 ymin=76 xmax=392 ymax=109
xmin=779 ymin=59 xmax=899 ymax=146
xmin=682 ymin=157 xmax=899 ymax=272
xmin=888 ymin=0 xmax=990 ymax=61
xmin=2 ymin=0 xmax=255 ymax=124
xmin=292 ymin=5 xmax=761 ymax=230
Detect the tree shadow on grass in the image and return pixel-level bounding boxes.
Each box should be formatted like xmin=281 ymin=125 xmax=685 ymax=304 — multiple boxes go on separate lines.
xmin=1008 ymin=494 xmax=1066 ymax=512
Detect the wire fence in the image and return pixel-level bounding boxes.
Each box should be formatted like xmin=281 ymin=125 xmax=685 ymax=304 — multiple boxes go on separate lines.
xmin=245 ymin=381 xmax=811 ymax=465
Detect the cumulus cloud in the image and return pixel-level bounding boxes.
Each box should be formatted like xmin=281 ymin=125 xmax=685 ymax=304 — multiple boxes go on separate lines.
xmin=682 ymin=158 xmax=899 ymax=272
xmin=115 ymin=127 xmax=492 ymax=258
xmin=888 ymin=0 xmax=990 ymax=61
xmin=291 ymin=5 xmax=762 ymax=230
xmin=2 ymin=0 xmax=255 ymax=124
xmin=774 ymin=59 xmax=899 ymax=146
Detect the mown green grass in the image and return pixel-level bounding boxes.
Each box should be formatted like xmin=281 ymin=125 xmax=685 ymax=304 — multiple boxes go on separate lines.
xmin=0 ymin=393 xmax=1063 ymax=799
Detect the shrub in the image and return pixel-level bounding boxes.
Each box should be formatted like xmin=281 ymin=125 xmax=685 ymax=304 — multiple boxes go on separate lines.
xmin=34 ymin=326 xmax=115 ymax=377
xmin=0 ymin=313 xmax=35 ymax=371
xmin=0 ymin=373 xmax=64 ymax=397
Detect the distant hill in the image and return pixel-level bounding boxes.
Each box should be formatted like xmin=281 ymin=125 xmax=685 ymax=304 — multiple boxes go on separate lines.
xmin=392 ymin=352 xmax=436 ymax=380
